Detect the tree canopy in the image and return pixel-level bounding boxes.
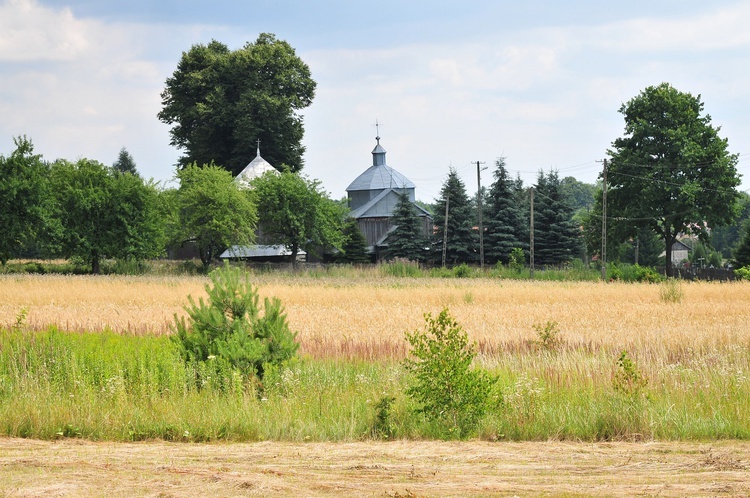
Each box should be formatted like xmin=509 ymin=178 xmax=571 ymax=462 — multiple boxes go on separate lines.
xmin=158 ymin=34 xmax=316 ymax=176
xmin=0 ymin=136 xmax=50 ymax=265
xmin=335 ymin=218 xmax=371 ymax=264
xmin=250 ymin=171 xmax=346 ymax=264
xmin=175 ymin=163 xmax=258 ymax=269
xmin=605 ymin=83 xmax=741 ymax=276
xmin=49 ymin=158 xmax=164 ymax=273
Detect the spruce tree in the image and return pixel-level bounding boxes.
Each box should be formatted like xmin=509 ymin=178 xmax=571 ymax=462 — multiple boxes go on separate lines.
xmin=432 ymin=169 xmax=477 ymax=265
xmin=533 ymin=170 xmax=580 ymax=266
xmin=113 ymin=147 xmax=139 ymax=176
xmin=336 ymin=218 xmax=371 ymax=263
xmin=386 ymin=192 xmax=428 ymax=262
xmin=483 ymin=158 xmax=528 ymax=264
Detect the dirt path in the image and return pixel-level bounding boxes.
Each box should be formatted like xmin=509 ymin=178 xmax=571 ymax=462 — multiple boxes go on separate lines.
xmin=1 ymin=438 xmax=749 ymax=497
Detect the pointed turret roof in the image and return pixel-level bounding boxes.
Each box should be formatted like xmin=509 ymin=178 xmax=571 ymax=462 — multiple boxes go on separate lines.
xmin=235 ymin=144 xmax=278 ymax=188
xmin=346 ymin=136 xmax=415 ymax=192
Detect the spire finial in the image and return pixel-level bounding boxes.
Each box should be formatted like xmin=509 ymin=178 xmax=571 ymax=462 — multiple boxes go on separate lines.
xmin=374 ymin=119 xmax=383 ymax=143
xmin=256 ymin=138 xmax=261 ymax=157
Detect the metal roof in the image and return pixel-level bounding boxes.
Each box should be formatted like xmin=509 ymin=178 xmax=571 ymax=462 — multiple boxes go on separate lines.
xmin=235 ymin=148 xmax=278 ymax=188
xmin=219 ymin=245 xmax=306 ymax=258
xmin=346 ymin=137 xmax=415 ymax=192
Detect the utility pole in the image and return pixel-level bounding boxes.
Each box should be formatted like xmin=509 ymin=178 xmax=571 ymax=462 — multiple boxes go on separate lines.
xmin=601 ymin=159 xmax=608 ymax=281
xmin=529 ymin=187 xmax=535 ymax=279
xmin=475 ymin=161 xmax=486 ymax=270
xmin=442 ymin=195 xmax=450 ymax=268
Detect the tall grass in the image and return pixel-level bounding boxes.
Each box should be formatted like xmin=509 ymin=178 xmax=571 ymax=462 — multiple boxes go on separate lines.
xmin=1 ymin=326 xmax=748 ymax=442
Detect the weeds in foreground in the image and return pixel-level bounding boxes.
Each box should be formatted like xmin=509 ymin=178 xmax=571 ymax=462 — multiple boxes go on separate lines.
xmin=533 ymin=321 xmax=562 ymax=351
xmin=660 ymin=278 xmax=684 ymax=303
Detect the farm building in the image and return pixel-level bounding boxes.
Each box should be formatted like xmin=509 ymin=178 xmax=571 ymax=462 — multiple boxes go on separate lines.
xmin=346 ymin=135 xmax=432 ymax=259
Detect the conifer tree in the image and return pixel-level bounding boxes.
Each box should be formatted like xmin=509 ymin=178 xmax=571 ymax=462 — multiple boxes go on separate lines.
xmin=483 ymin=157 xmax=528 ymax=264
xmin=432 ymin=169 xmax=476 ymax=265
xmin=336 ymin=218 xmax=371 ymax=263
xmin=734 ymin=222 xmax=750 ymax=268
xmin=533 ymin=170 xmax=580 ymax=266
xmin=386 ymin=192 xmax=428 ymax=262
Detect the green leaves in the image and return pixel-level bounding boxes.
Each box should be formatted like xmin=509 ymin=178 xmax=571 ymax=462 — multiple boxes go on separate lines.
xmin=251 ymin=171 xmax=346 ymax=264
xmin=607 ymin=83 xmax=741 ymax=276
xmin=174 ymin=163 xmax=258 ymax=269
xmin=404 ymin=308 xmax=496 ymax=438
xmin=158 ymin=34 xmax=316 ymax=175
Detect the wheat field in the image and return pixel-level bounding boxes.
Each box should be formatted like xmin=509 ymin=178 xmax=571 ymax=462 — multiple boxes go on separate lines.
xmin=2 ymin=273 xmax=748 ymax=359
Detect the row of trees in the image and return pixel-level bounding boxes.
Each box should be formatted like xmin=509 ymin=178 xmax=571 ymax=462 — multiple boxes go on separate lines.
xmin=384 ymin=83 xmax=749 ymax=274
xmin=0 ymin=137 xmax=349 ymax=273
xmin=384 ymin=162 xmax=587 ymax=268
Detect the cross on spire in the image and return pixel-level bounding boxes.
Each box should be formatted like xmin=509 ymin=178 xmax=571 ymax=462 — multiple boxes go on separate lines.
xmin=373 ymin=119 xmax=383 ymax=143
xmin=256 ymin=138 xmax=261 ymax=157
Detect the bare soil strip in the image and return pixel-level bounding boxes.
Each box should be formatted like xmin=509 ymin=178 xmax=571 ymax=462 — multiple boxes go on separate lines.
xmin=1 ymin=438 xmax=749 ymax=497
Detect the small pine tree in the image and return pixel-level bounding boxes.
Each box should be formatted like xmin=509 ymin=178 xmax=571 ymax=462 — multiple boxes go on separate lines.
xmin=172 ymin=263 xmax=298 ymax=381
xmin=432 ymin=168 xmax=477 ymax=265
xmin=385 ymin=192 xmax=428 ymax=262
xmin=336 ymin=218 xmax=371 ymax=263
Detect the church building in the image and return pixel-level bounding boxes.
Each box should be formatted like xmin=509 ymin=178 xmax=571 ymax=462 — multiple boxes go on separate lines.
xmin=346 ymin=134 xmax=432 ymax=258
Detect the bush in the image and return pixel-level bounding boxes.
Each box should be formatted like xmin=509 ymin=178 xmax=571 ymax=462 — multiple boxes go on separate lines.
xmin=735 ymin=266 xmax=750 ymax=281
xmin=379 ymin=258 xmax=422 ymax=277
xmin=403 ymin=308 xmax=496 ymax=438
xmin=452 ymin=263 xmax=472 ymax=278
xmin=172 ymin=263 xmax=298 ymax=383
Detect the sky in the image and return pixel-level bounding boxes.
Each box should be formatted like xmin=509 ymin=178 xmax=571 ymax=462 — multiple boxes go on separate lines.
xmin=2 ymin=0 xmax=750 ymax=203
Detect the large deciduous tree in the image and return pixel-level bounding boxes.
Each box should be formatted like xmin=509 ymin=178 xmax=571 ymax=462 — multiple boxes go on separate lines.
xmin=0 ymin=136 xmax=50 ymax=265
xmin=432 ymin=168 xmax=477 ymax=266
xmin=605 ymin=83 xmax=741 ymax=277
xmin=49 ymin=159 xmax=163 ymax=273
xmin=483 ymin=157 xmax=528 ymax=265
xmin=158 ymin=34 xmax=316 ymax=176
xmin=250 ymin=171 xmax=346 ymax=265
xmin=175 ymin=163 xmax=257 ymax=270
xmin=385 ymin=192 xmax=429 ymax=262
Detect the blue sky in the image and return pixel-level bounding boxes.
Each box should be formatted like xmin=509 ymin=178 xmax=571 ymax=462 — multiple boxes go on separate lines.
xmin=2 ymin=0 xmax=749 ymax=202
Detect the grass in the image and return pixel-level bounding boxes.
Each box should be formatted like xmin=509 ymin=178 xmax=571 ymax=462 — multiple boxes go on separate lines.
xmin=1 ymin=324 xmax=749 ymax=442
xmin=1 ymin=270 xmax=749 ymax=442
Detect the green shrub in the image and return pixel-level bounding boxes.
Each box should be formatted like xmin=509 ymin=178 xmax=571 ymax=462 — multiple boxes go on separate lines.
xmin=172 ymin=263 xmax=298 ymax=383
xmin=379 ymin=258 xmax=422 ymax=277
xmin=613 ymin=351 xmax=648 ymax=398
xmin=403 ymin=308 xmax=496 ymax=438
xmin=533 ymin=320 xmax=562 ymax=351
xmin=735 ymin=266 xmax=750 ymax=280
xmin=452 ymin=263 xmax=472 ymax=278
xmin=508 ymin=248 xmax=525 ymax=272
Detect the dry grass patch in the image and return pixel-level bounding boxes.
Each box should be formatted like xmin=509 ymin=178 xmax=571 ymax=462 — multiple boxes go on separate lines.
xmin=1 ymin=437 xmax=749 ymax=497
xmin=1 ymin=274 xmax=749 ymax=359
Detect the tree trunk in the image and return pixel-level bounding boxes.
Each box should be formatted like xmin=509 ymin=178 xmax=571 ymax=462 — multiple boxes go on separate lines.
xmin=664 ymin=232 xmax=676 ymax=278
xmin=91 ymin=253 xmax=100 ymax=275
xmin=290 ymin=243 xmax=299 ymax=269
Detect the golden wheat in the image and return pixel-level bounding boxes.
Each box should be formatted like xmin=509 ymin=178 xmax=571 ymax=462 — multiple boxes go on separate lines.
xmin=1 ymin=274 xmax=748 ymax=358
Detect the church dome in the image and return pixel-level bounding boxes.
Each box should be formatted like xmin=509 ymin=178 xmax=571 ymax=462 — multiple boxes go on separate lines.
xmin=346 ymin=137 xmax=415 ymax=192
